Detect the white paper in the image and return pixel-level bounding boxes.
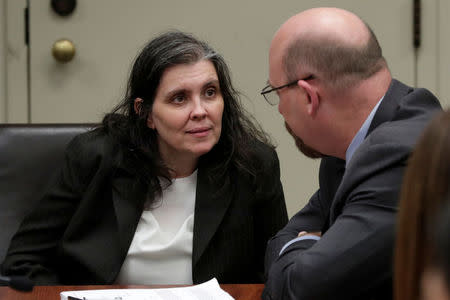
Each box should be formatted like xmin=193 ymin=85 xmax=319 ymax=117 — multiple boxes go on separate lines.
xmin=60 ymin=278 xmax=235 ymax=300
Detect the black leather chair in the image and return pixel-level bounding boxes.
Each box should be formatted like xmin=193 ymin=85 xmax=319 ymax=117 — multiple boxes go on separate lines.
xmin=0 ymin=124 xmax=94 ymax=265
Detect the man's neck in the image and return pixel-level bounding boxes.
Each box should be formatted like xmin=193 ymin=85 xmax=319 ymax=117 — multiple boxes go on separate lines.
xmin=327 ymin=68 xmax=392 ymax=159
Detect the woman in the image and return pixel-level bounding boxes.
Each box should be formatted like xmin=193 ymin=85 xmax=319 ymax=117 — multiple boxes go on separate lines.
xmin=395 ymin=110 xmax=450 ymax=300
xmin=2 ymin=31 xmax=288 ymax=285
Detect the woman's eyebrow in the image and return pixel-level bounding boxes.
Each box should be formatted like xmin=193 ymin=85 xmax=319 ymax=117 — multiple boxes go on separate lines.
xmin=203 ymin=79 xmax=220 ymax=88
xmin=164 ymin=78 xmax=220 ymax=98
xmin=165 ymin=88 xmax=187 ymax=99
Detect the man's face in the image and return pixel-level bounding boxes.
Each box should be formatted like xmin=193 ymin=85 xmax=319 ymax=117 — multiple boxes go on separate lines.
xmin=268 ymin=44 xmax=323 ymax=159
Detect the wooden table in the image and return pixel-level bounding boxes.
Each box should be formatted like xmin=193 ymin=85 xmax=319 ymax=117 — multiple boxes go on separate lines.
xmin=0 ymin=284 xmax=264 ymax=300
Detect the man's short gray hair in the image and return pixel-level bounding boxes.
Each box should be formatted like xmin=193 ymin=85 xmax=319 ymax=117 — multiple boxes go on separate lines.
xmin=283 ymin=24 xmax=387 ymax=90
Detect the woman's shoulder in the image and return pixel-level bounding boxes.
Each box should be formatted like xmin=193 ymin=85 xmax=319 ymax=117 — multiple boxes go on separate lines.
xmin=242 ymin=138 xmax=280 ymax=175
xmin=66 ymin=126 xmax=121 ymax=159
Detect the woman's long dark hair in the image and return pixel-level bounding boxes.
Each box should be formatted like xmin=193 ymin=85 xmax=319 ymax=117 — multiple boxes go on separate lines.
xmin=102 ymin=31 xmax=271 ymax=205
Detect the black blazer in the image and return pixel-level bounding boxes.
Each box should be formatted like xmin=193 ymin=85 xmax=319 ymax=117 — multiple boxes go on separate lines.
xmin=2 ymin=129 xmax=288 ymax=285
xmin=263 ymin=79 xmax=442 ymax=300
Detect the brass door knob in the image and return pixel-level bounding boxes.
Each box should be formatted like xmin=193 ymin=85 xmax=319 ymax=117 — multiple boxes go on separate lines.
xmin=52 ymin=39 xmax=76 ymax=63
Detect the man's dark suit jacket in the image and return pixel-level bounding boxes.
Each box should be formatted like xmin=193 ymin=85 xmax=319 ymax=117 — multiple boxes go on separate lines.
xmin=2 ymin=129 xmax=288 ymax=285
xmin=263 ymin=79 xmax=442 ymax=300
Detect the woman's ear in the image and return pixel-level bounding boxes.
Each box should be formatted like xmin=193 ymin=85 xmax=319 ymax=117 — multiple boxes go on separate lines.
xmin=134 ymin=98 xmax=143 ymax=116
xmin=297 ymin=79 xmax=319 ymax=116
xmin=134 ymin=98 xmax=155 ymax=129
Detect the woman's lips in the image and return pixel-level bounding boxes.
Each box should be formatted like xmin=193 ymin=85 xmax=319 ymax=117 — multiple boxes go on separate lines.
xmin=187 ymin=127 xmax=211 ymax=137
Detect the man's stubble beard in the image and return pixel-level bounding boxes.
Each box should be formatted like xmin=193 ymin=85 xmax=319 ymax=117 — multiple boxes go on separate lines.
xmin=285 ymin=122 xmax=324 ymax=159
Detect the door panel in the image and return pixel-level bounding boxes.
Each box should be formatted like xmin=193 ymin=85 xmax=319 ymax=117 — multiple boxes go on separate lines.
xmin=25 ymin=0 xmax=415 ymax=216
xmin=417 ymin=0 xmax=450 ymax=108
xmin=4 ymin=0 xmax=28 ymax=123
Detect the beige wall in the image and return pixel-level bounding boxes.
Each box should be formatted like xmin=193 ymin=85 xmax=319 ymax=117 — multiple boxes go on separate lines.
xmin=0 ymin=0 xmax=6 ymax=123
xmin=438 ymin=0 xmax=450 ymax=108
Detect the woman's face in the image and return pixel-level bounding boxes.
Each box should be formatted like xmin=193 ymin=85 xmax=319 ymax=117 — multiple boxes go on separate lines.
xmin=147 ymin=60 xmax=224 ymax=162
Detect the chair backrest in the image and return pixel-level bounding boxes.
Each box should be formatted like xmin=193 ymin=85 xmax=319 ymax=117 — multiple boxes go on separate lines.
xmin=0 ymin=124 xmax=94 ymax=264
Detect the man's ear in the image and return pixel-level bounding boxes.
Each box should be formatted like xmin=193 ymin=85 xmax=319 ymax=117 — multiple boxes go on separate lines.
xmin=134 ymin=98 xmax=155 ymax=129
xmin=297 ymin=79 xmax=319 ymax=116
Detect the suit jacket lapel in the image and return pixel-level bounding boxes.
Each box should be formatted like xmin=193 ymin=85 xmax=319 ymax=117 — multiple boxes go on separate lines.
xmin=331 ymin=79 xmax=410 ymax=219
xmin=192 ymin=166 xmax=232 ymax=268
xmin=320 ymin=157 xmax=346 ymax=232
xmin=366 ymin=79 xmax=411 ymax=136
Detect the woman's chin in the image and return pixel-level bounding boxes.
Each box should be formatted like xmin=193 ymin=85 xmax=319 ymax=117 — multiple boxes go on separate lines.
xmin=190 ymin=144 xmax=216 ymax=157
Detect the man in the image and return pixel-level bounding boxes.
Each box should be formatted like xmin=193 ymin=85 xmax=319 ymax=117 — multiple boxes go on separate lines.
xmin=261 ymin=7 xmax=442 ymax=300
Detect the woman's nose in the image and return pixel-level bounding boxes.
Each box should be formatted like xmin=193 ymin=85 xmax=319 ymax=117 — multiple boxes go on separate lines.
xmin=191 ymin=98 xmax=207 ymax=119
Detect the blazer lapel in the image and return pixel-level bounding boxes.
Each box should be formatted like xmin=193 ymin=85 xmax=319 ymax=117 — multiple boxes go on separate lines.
xmin=192 ymin=167 xmax=232 ymax=268
xmin=111 ymin=173 xmax=147 ymax=255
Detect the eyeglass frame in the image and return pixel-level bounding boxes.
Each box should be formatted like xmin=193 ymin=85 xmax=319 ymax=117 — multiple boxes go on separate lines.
xmin=261 ymin=75 xmax=314 ymax=106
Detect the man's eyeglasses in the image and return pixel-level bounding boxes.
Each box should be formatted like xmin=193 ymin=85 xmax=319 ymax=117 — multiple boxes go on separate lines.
xmin=261 ymin=75 xmax=313 ymax=106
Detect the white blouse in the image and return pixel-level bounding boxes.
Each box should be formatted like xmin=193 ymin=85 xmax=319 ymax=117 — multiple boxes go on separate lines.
xmin=115 ymin=170 xmax=197 ymax=285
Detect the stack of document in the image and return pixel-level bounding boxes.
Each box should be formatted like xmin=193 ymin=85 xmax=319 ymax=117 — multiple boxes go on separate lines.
xmin=60 ymin=278 xmax=234 ymax=300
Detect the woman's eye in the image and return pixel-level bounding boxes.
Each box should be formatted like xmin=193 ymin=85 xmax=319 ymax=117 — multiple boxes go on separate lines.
xmin=205 ymin=87 xmax=216 ymax=98
xmin=171 ymin=94 xmax=185 ymax=104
